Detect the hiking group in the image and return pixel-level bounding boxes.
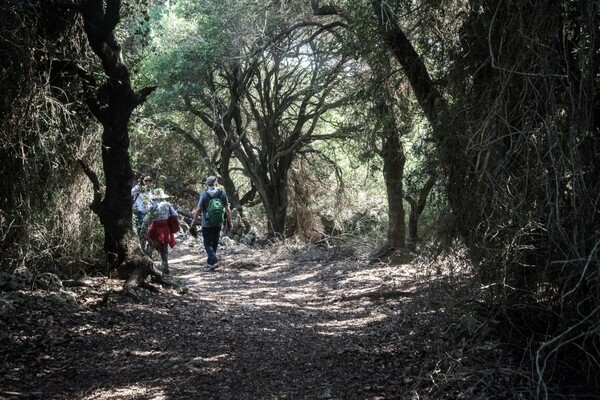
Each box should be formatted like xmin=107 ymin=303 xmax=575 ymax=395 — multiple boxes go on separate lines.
xmin=131 ymin=175 xmax=232 ymax=274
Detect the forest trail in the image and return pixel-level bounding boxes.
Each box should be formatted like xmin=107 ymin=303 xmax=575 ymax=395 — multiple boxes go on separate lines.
xmin=1 ymin=238 xmax=454 ymax=400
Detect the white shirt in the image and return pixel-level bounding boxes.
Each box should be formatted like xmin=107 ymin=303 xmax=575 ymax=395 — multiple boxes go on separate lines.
xmin=131 ymin=185 xmax=152 ymax=212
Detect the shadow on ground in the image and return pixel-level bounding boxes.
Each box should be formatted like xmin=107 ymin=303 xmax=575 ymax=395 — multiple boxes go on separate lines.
xmin=0 ymin=239 xmax=521 ymax=399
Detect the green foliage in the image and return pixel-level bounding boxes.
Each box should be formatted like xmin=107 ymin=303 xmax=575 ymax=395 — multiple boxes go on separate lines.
xmin=307 ymin=139 xmax=389 ymax=240
xmin=129 ymin=117 xmax=207 ymax=206
xmin=137 ymin=0 xmax=254 ymax=91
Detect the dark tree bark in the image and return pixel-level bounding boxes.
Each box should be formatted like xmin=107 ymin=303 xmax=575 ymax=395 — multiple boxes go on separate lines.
xmin=79 ymin=0 xmax=157 ymax=286
xmin=405 ymin=175 xmax=436 ymax=252
xmin=370 ymin=0 xmax=477 ymax=239
xmin=381 ymin=125 xmax=406 ymax=249
xmin=370 ymin=71 xmax=408 ymax=261
xmin=370 ymin=1 xmax=442 ymax=122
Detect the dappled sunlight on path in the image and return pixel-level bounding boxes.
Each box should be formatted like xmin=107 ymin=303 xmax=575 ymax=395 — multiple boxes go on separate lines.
xmin=1 ymin=237 xmax=460 ymax=400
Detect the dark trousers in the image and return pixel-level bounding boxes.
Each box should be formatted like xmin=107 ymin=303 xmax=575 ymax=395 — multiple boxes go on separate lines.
xmin=202 ymin=226 xmax=221 ymax=265
xmin=159 ymin=243 xmax=169 ymax=266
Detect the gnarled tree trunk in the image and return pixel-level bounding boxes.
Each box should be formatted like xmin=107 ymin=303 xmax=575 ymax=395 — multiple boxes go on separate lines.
xmin=405 ymin=175 xmax=436 ymax=252
xmin=79 ymin=0 xmax=157 ymax=287
xmin=371 ymin=0 xmax=477 ymax=240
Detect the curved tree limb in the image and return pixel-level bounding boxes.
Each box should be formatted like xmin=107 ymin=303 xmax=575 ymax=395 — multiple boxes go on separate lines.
xmin=77 ymin=158 xmax=102 ymax=215
xmin=136 ymin=86 xmax=158 ymax=105
xmin=81 ymin=0 xmax=128 ymax=82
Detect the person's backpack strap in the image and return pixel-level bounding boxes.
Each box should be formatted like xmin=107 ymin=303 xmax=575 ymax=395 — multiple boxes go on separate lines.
xmin=205 ymin=189 xmax=223 ymax=204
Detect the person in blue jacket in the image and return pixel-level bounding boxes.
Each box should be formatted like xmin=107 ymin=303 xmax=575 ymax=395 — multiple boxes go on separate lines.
xmin=190 ymin=176 xmax=232 ymax=271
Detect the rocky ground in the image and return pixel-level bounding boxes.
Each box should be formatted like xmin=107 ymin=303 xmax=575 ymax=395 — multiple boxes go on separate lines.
xmin=0 ymin=237 xmax=525 ymax=399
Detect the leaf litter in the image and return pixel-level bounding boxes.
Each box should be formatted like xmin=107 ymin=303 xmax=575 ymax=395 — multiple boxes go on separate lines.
xmin=0 ymin=239 xmax=523 ymax=399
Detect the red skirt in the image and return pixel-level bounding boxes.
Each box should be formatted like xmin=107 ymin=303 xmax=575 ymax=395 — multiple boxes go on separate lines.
xmin=147 ymin=219 xmax=176 ymax=250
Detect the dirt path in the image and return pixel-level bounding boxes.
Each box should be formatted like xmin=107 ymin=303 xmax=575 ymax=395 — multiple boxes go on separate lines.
xmin=1 ymin=239 xmax=465 ymax=399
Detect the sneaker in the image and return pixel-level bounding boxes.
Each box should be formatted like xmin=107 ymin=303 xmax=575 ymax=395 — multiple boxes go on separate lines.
xmin=160 ymin=262 xmax=170 ymax=274
xmin=207 ymin=262 xmax=219 ymax=271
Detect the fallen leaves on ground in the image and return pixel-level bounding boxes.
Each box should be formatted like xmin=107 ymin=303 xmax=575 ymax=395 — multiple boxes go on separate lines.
xmin=0 ymin=241 xmax=521 ymax=399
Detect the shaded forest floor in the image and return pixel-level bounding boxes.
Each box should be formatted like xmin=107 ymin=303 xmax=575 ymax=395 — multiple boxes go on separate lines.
xmin=2 ymin=237 xmax=534 ymax=399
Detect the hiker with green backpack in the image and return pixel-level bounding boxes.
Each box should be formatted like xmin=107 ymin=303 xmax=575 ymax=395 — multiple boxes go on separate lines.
xmin=190 ymin=176 xmax=232 ymax=271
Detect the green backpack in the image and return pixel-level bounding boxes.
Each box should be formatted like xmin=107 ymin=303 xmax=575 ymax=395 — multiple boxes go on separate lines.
xmin=206 ymin=190 xmax=225 ymax=226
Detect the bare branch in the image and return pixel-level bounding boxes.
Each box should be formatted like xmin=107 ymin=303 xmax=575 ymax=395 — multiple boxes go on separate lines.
xmin=77 ymin=158 xmax=102 ymax=215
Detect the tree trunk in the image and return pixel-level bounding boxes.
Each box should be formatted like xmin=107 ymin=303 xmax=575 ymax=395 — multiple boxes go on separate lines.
xmin=382 ymin=131 xmax=406 ymax=250
xmin=371 ymin=0 xmax=476 ymax=240
xmin=367 ymin=53 xmax=408 ymax=263
xmin=369 ymin=94 xmax=409 ymax=264
xmin=405 ymin=175 xmax=436 ymax=252
xmin=98 ymin=85 xmax=137 ymax=270
xmin=80 ymin=0 xmax=157 ymax=285
xmin=218 ymin=144 xmax=241 ymax=210
xmin=256 ymin=176 xmax=289 ymax=239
